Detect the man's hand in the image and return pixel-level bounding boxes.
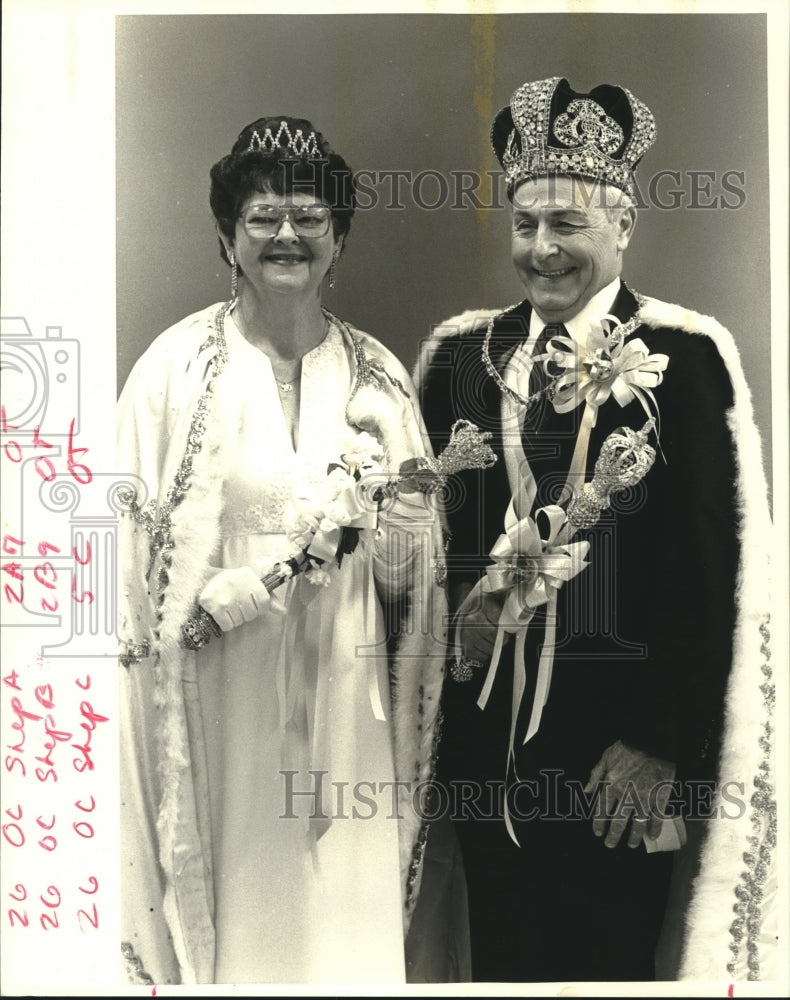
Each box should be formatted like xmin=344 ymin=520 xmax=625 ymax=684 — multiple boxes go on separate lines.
xmin=584 ymin=739 xmax=676 ymax=849
xmin=198 ymin=566 xmax=272 ymax=633
xmin=454 ymin=584 xmax=507 ymax=663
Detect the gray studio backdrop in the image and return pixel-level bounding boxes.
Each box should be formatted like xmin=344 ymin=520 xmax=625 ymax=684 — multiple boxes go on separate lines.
xmin=116 ymin=12 xmax=771 ymax=462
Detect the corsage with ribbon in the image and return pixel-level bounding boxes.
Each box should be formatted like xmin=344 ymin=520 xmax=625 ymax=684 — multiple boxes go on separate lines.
xmin=546 ymin=314 xmax=669 ymax=421
xmin=540 ymin=310 xmax=668 ymax=500
xmin=181 ymin=420 xmax=495 ymax=649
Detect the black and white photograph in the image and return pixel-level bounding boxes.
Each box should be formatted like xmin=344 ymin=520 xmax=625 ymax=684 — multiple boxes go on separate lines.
xmin=1 ymin=2 xmax=788 ymax=995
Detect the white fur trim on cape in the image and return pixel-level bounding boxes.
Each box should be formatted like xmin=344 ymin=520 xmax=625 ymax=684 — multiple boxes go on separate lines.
xmin=413 ymin=308 xmax=499 ymax=393
xmin=639 ymin=298 xmax=776 ymax=981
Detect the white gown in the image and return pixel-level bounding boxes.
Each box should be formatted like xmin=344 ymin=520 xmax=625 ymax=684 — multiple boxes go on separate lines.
xmin=194 ymin=314 xmax=405 ymax=984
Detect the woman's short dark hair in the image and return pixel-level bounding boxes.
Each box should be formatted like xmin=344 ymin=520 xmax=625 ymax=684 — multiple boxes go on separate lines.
xmin=210 ymin=116 xmax=356 ymax=265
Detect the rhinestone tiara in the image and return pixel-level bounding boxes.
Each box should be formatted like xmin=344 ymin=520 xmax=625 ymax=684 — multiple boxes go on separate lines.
xmin=247 ymin=119 xmax=323 ymax=159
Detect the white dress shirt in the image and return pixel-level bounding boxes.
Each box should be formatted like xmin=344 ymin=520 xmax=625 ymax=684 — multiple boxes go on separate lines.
xmin=526 ymin=275 xmax=622 ymax=348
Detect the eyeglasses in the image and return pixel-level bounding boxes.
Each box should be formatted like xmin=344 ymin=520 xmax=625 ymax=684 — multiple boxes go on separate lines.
xmin=239 ymin=203 xmax=332 ymax=239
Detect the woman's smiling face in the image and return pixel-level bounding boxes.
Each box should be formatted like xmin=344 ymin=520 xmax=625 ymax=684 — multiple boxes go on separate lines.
xmin=510 ymin=176 xmax=636 ymax=324
xmin=229 ymin=189 xmax=340 ymax=299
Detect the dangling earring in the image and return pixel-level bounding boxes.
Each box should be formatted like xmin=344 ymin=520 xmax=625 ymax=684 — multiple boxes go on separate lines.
xmin=229 ymin=251 xmax=238 ymax=301
xmin=329 ymin=250 xmax=340 ymax=289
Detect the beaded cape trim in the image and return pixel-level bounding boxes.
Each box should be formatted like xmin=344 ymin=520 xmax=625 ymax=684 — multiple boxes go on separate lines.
xmin=119 ymin=639 xmax=152 ymax=668
xmin=117 ymin=491 xmax=157 ymax=535
xmin=404 ymin=701 xmax=444 ymax=909
xmin=130 ymin=303 xmax=231 ymax=641
xmin=158 ymin=302 xmax=231 ymax=549
xmin=481 ymin=290 xmax=647 ymax=409
xmin=727 ymin=614 xmax=776 ymax=980
xmin=121 ymin=941 xmax=154 ymax=985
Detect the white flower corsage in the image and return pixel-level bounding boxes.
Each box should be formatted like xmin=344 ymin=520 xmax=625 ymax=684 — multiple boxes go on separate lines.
xmin=542 ymin=314 xmax=669 ymax=426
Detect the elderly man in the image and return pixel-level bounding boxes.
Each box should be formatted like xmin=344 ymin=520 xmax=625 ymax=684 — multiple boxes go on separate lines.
xmin=416 ymin=78 xmax=774 ymax=982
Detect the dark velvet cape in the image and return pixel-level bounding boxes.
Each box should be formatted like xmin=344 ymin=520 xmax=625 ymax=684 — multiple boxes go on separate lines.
xmin=414 ymin=283 xmax=775 ymax=981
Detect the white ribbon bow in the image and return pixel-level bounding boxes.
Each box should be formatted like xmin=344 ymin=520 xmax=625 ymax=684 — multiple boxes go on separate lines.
xmin=465 ymin=501 xmax=588 ymax=843
xmin=539 ymin=318 xmax=668 ymax=502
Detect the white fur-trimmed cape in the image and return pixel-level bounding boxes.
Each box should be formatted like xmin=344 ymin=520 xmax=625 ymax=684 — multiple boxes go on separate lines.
xmin=414 ymin=294 xmax=777 ymax=982
xmin=118 ymin=303 xmax=448 ymax=984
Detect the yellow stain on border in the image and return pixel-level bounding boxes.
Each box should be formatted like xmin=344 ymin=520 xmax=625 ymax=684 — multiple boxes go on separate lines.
xmin=470 ymin=14 xmax=498 ymax=242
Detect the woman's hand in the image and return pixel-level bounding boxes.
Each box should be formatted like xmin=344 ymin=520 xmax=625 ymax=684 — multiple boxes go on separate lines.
xmin=198 ymin=566 xmax=272 ymax=632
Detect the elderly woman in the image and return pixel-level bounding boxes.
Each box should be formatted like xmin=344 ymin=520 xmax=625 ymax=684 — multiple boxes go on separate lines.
xmin=118 ymin=116 xmax=447 ymax=985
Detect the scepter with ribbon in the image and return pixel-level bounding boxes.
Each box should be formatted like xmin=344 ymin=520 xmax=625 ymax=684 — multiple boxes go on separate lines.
xmin=456 ymin=419 xmax=658 ymax=843
xmin=181 ymin=420 xmax=496 ymax=650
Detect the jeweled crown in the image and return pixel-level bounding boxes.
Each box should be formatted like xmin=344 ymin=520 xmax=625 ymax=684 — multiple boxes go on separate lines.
xmin=246 ymin=119 xmax=323 ymax=159
xmin=491 ymin=77 xmax=656 ymax=197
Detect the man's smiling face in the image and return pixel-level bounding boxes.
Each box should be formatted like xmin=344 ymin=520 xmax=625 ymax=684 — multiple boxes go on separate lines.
xmin=510 ymin=176 xmax=637 ymax=324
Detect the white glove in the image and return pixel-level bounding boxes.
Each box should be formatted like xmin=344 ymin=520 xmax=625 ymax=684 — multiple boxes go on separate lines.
xmin=198 ymin=566 xmax=271 ymax=633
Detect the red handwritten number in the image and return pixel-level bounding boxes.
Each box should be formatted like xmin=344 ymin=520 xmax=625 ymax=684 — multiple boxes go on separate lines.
xmin=78 ymin=876 xmax=99 ymax=894
xmin=9 ymin=885 xmax=27 ymax=902
xmin=75 ymin=675 xmax=91 ymax=690
xmin=2 ymin=535 xmax=24 ymax=555
xmin=3 ymin=441 xmax=22 ymax=463
xmin=73 ymin=820 xmax=94 ymax=839
xmin=77 ymin=902 xmax=99 ymax=931
xmin=2 ymin=823 xmax=24 ymax=847
xmin=39 ymin=885 xmax=61 ymax=908
xmin=34 ymin=455 xmax=57 ymax=482
xmin=37 ymin=541 xmax=61 ymax=557
xmin=40 ymin=911 xmax=59 ymax=930
xmin=67 ymin=419 xmax=92 ymax=484
xmin=75 ymin=796 xmax=96 ymax=813
xmin=8 ymin=909 xmax=29 ymax=927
